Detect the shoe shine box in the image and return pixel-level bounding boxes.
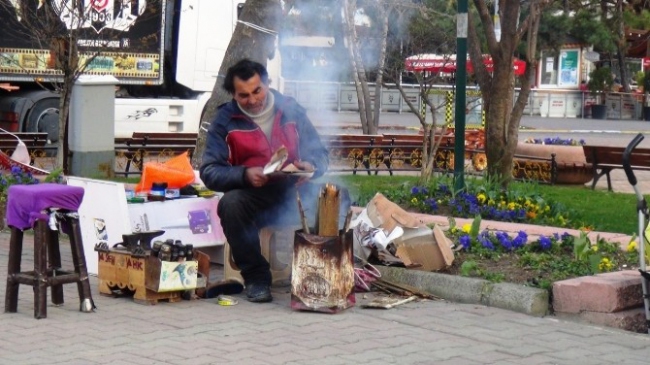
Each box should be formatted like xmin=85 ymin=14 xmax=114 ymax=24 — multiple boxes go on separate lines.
xmin=98 ymin=249 xmax=203 ymax=305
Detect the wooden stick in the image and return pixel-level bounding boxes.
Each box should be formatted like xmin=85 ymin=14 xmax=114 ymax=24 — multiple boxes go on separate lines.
xmin=296 ymin=190 xmax=310 ymax=234
xmin=342 ymin=209 xmax=353 ymax=232
xmin=317 ymin=183 xmax=340 ymax=236
xmin=362 ymin=296 xmax=417 ymax=309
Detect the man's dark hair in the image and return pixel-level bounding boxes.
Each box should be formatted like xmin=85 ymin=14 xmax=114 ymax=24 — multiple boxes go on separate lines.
xmin=223 ymin=59 xmax=269 ymax=94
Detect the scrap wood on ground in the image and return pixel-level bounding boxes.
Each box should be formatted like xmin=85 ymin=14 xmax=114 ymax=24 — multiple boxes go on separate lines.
xmin=370 ymin=277 xmax=440 ymax=301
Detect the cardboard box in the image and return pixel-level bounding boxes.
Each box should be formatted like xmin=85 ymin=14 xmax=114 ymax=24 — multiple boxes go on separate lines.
xmin=393 ymin=224 xmax=454 ymax=271
xmin=98 ymin=249 xmax=205 ymax=304
xmin=366 ymin=193 xmax=422 ymax=233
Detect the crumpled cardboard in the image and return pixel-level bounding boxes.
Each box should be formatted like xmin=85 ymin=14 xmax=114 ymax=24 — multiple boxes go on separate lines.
xmin=393 ymin=224 xmax=455 ymax=271
xmin=351 ymin=193 xmax=454 ymax=271
xmin=366 ymin=193 xmax=422 ymax=232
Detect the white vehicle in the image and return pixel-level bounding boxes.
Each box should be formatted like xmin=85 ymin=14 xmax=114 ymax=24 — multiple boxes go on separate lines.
xmin=0 ymin=0 xmax=280 ymax=141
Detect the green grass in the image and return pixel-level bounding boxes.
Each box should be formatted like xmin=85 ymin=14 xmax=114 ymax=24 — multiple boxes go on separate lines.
xmin=333 ymin=175 xmax=639 ymax=235
xmin=532 ymin=184 xmax=638 ymax=235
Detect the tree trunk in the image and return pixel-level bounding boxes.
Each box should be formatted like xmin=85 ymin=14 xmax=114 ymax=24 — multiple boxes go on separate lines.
xmin=191 ymin=0 xmax=282 ymax=168
xmin=485 ymin=78 xmax=518 ymax=182
xmin=615 ymin=1 xmax=629 ymax=92
xmin=371 ymin=5 xmax=390 ymax=135
xmin=57 ymin=87 xmax=72 ymax=173
xmin=342 ymin=0 xmax=370 ymax=134
xmin=419 ymin=123 xmax=435 ymax=184
xmin=394 ymin=78 xmax=445 ymax=185
xmin=56 ymin=32 xmax=79 ymax=174
xmin=469 ymin=0 xmax=545 ymax=187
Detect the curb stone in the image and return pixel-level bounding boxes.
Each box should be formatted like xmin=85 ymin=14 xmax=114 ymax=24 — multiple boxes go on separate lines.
xmin=377 ymin=266 xmax=549 ymax=317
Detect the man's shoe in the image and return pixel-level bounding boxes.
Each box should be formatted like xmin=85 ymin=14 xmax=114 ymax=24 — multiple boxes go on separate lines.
xmin=245 ymin=282 xmax=272 ymax=303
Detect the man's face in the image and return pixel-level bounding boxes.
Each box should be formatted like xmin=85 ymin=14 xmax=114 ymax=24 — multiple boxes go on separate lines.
xmin=232 ymin=73 xmax=268 ymax=115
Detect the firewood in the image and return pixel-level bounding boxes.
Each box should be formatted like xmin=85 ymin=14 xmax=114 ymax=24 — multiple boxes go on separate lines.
xmin=317 ymin=183 xmax=340 ymax=236
xmin=371 ymin=278 xmax=440 ymax=300
xmin=362 ymin=295 xmax=417 ymax=309
xmin=296 ymin=190 xmax=310 ymax=234
xmin=342 ymin=209 xmax=353 ymax=232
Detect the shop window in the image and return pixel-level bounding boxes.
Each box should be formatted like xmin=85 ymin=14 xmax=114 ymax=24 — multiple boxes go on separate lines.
xmin=539 ymin=49 xmax=580 ymax=88
xmin=541 ymin=53 xmax=558 ymax=85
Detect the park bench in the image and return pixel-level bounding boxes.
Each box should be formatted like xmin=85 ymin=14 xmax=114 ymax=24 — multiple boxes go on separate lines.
xmin=114 ymin=132 xmax=198 ymax=176
xmin=0 ymin=132 xmax=51 ymax=151
xmin=0 ymin=132 xmax=57 ymax=168
xmin=322 ymin=133 xmax=456 ymax=175
xmin=320 ymin=134 xmax=386 ymax=174
xmin=583 ymin=145 xmax=650 ymax=191
xmin=321 ymin=133 xmax=558 ymax=183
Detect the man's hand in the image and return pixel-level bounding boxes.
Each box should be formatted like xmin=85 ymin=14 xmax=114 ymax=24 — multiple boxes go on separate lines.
xmin=245 ymin=167 xmax=269 ymax=188
xmin=294 ymin=160 xmax=314 ymax=171
xmin=293 ymin=160 xmax=314 ymax=185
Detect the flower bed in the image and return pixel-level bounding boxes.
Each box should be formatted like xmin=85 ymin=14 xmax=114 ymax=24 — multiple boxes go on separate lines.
xmin=524 ymin=137 xmax=586 ymax=146
xmin=0 ymin=166 xmax=39 ymax=230
xmin=399 ymin=178 xmax=646 ymax=289
xmin=443 ymin=216 xmax=640 ymax=289
xmin=408 ymin=183 xmax=568 ymax=226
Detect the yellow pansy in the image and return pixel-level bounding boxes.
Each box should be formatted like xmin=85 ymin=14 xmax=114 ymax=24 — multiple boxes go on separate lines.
xmin=462 ymin=223 xmax=472 ymax=233
xmin=598 ymin=257 xmax=613 ymax=272
xmin=627 ymin=241 xmax=638 ymax=252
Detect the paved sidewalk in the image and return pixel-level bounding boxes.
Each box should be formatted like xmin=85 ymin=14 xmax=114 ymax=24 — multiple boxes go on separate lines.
xmin=2 ymin=229 xmax=650 ymax=365
xmin=5 ymin=120 xmax=650 ymax=364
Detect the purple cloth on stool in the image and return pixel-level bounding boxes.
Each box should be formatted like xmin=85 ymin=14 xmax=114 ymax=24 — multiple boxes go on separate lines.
xmin=6 ymin=184 xmax=84 ymax=230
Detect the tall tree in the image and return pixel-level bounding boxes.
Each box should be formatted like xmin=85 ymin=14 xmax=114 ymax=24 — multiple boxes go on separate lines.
xmin=191 ymin=0 xmax=282 ymax=168
xmin=382 ymin=2 xmax=457 ymax=183
xmin=468 ymin=0 xmax=550 ymax=186
xmin=342 ymin=0 xmax=375 ymax=134
xmin=342 ymin=0 xmax=418 ymax=134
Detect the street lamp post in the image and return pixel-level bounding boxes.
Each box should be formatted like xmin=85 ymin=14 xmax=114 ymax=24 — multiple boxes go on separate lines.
xmin=454 ymin=0 xmax=468 ymax=191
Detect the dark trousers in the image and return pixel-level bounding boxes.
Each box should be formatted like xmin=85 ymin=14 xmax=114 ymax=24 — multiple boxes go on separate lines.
xmin=217 ymin=182 xmax=350 ymax=286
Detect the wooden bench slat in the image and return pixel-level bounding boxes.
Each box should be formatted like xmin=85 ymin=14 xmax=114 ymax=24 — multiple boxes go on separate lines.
xmin=582 ymin=145 xmax=650 ymax=191
xmin=114 ymin=132 xmax=197 ymax=177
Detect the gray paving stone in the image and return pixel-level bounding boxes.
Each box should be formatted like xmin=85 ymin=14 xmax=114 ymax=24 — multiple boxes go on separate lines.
xmin=433 ymin=358 xmax=483 ymax=365
xmin=498 ymin=344 xmax=555 ymax=357
xmin=461 ymin=348 xmax=518 ymax=363
xmin=4 ymin=229 xmax=650 ymax=365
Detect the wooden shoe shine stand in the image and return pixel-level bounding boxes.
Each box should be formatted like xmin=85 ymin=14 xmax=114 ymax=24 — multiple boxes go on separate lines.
xmin=96 ymin=230 xmax=205 ymax=305
xmin=97 ymin=250 xmax=185 ymax=305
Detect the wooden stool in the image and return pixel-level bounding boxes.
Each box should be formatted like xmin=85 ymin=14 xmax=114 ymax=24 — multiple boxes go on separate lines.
xmin=224 ymin=225 xmax=298 ymax=286
xmin=4 ymin=183 xmax=94 ymax=319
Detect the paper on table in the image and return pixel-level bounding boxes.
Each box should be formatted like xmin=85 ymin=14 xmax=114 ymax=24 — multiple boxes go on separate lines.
xmin=263 ymin=146 xmax=288 ymax=175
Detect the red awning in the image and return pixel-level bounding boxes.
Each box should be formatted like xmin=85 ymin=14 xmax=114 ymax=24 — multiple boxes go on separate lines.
xmin=405 ymin=54 xmax=526 ymax=76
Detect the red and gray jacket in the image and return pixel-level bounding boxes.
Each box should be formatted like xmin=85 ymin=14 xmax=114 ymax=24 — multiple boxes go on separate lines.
xmin=199 ymin=89 xmax=329 ymax=192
